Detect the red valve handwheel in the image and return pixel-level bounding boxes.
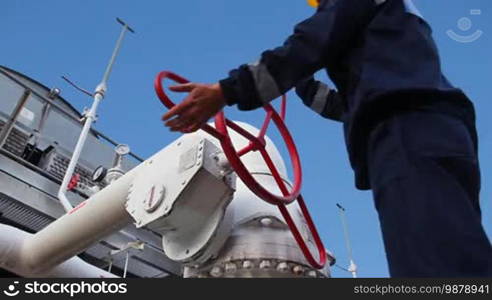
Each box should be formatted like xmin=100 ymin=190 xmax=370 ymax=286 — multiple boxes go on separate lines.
xmin=154 ymin=71 xmax=331 ymax=269
xmin=155 ymin=71 xmax=301 ymax=205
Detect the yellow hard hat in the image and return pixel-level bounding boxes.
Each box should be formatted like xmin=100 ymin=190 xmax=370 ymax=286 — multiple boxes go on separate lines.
xmin=306 ymin=0 xmax=320 ymax=8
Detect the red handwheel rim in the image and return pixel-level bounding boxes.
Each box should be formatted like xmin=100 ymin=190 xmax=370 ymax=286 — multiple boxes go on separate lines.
xmin=154 ymin=71 xmax=189 ymax=109
xmin=154 ymin=71 xmax=224 ymax=140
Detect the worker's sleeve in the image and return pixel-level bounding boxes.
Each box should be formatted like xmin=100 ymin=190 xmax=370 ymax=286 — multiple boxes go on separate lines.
xmin=295 ymin=77 xmax=345 ymax=122
xmin=219 ymin=0 xmax=379 ymax=111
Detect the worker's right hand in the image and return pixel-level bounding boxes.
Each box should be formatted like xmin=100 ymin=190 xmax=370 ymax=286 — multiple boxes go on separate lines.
xmin=162 ymin=82 xmax=226 ymax=133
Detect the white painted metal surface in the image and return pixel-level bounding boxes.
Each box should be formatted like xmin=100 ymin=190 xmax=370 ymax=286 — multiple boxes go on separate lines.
xmin=126 ymin=135 xmax=236 ymax=264
xmin=0 ymin=224 xmax=117 ymax=278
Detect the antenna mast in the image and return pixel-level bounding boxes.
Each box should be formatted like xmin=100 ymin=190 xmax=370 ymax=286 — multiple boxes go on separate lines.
xmin=336 ymin=203 xmax=357 ymax=278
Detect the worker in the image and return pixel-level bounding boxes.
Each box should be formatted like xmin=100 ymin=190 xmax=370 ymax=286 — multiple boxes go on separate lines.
xmin=162 ymin=0 xmax=492 ymax=277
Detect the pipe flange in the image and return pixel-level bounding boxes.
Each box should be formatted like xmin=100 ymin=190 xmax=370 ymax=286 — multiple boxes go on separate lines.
xmin=185 ymin=259 xmax=329 ymax=278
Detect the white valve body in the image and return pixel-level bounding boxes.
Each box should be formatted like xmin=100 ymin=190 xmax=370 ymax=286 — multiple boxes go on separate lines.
xmin=180 ymin=123 xmax=333 ymax=278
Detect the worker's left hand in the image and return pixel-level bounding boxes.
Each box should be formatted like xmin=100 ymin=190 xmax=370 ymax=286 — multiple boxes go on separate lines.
xmin=162 ymin=83 xmax=226 ymax=133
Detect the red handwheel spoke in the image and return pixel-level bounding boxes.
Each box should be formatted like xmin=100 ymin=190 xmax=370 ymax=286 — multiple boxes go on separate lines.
xmin=260 ymin=142 xmax=328 ymax=269
xmin=278 ymin=196 xmax=334 ymax=269
xmin=202 ymin=123 xmax=225 ymax=140
xmin=257 ymin=110 xmax=273 ymax=139
xmin=280 ymin=95 xmax=287 ymax=121
xmin=237 ymin=142 xmax=255 ymax=157
xmin=236 ymin=111 xmax=272 ymax=157
xmin=297 ymin=195 xmax=334 ymax=264
xmin=259 ymin=148 xmax=291 ymax=196
xmin=225 ymin=119 xmax=265 ymax=148
xmin=236 ymin=109 xmax=272 ymax=157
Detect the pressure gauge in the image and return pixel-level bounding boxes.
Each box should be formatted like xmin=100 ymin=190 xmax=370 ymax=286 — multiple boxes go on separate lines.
xmin=115 ymin=144 xmax=130 ymax=156
xmin=92 ymin=166 xmax=107 ymax=183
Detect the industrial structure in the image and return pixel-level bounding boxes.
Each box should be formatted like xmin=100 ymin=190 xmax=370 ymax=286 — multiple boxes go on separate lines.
xmin=0 ymin=65 xmax=335 ymax=278
xmin=0 ymin=65 xmax=181 ymax=277
xmin=0 ymin=19 xmax=340 ymax=278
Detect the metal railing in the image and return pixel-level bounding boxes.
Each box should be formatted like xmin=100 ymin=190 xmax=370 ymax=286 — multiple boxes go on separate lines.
xmin=0 ymin=68 xmax=147 ymax=201
xmin=0 ymin=68 xmax=182 ymax=278
xmin=0 ymin=68 xmax=145 ymax=163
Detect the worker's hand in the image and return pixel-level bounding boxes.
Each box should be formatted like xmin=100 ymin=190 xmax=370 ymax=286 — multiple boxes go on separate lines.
xmin=162 ymin=83 xmax=226 ymax=133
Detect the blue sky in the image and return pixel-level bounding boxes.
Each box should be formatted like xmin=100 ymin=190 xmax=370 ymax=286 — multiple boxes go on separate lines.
xmin=1 ymin=0 xmax=490 ymax=277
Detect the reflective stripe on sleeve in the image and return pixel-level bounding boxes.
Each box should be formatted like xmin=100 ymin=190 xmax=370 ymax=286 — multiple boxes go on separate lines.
xmin=310 ymin=83 xmax=331 ymax=114
xmin=247 ymin=60 xmax=282 ymax=104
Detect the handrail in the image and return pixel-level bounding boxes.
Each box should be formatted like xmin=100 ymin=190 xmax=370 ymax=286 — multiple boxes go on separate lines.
xmin=0 ymin=68 xmax=144 ymax=163
xmin=0 ymin=90 xmax=31 ymax=148
xmin=0 ymin=148 xmax=88 ymax=200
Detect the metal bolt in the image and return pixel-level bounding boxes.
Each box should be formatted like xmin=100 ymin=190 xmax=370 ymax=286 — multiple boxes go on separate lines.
xmin=225 ymin=263 xmax=237 ymax=274
xmin=276 ymin=262 xmax=289 ymax=272
xmin=177 ymin=142 xmax=182 ymax=146
xmin=242 ymin=260 xmax=253 ymax=269
xmin=260 ymin=218 xmax=273 ymax=227
xmin=259 ymin=260 xmax=271 ymax=269
xmin=210 ymin=266 xmax=222 ymax=278
xmin=181 ymin=180 xmax=187 ymax=185
xmin=307 ymin=270 xmax=317 ymax=278
xmin=292 ymin=265 xmax=304 ymax=275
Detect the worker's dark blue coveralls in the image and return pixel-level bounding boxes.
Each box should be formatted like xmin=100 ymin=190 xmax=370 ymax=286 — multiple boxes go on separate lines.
xmin=219 ymin=0 xmax=492 ymax=277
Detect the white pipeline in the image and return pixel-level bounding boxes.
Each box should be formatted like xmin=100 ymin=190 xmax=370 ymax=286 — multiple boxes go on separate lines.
xmin=28 ymin=166 xmax=137 ymax=273
xmin=0 ymin=224 xmax=117 ymax=278
xmin=1 ymin=166 xmax=138 ymax=276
